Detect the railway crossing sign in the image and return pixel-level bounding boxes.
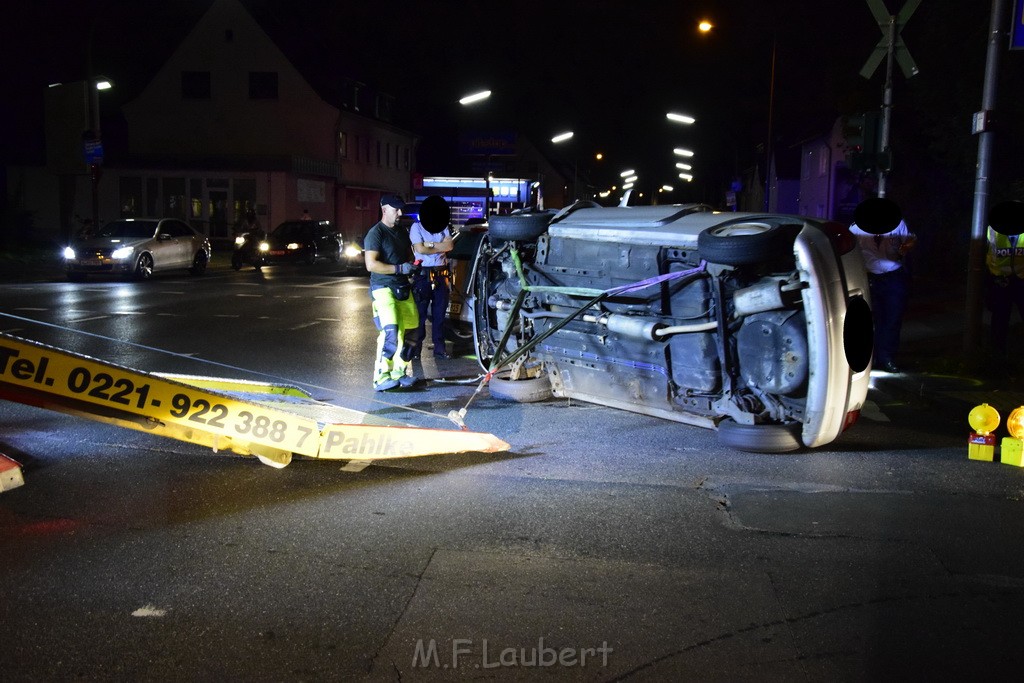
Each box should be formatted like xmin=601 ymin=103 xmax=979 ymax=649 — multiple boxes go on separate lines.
xmin=860 ymin=0 xmax=920 ymax=79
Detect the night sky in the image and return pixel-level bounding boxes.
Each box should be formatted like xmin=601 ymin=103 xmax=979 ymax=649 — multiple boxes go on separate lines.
xmin=3 ymin=0 xmax=1019 ymax=215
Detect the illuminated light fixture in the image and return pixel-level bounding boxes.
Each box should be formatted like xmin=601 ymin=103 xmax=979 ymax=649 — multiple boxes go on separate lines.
xmin=459 ymin=90 xmax=491 ymax=105
xmin=48 ymin=82 xmax=62 ymax=88
xmin=551 ymin=131 xmax=574 ymax=143
xmin=95 ymin=79 xmax=113 ymax=91
xmin=622 ymin=182 xmax=634 ymax=189
xmin=623 ymin=175 xmax=638 ymax=184
xmin=679 ymin=173 xmax=694 ymax=181
xmin=619 ymin=169 xmax=635 ymax=177
xmin=673 ymin=148 xmax=695 ymax=157
xmin=599 ymin=190 xmax=611 ymax=198
xmin=662 ymin=185 xmax=674 ymax=192
xmin=531 ymin=181 xmax=540 ymax=188
xmin=698 ymin=19 xmax=713 ymax=32
xmin=666 ymin=112 xmax=696 ymax=124
xmin=595 ymin=152 xmax=604 ymax=160
xmin=675 ymin=163 xmax=692 ymax=170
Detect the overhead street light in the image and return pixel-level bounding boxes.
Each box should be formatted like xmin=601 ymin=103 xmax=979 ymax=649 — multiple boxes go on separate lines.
xmin=698 ymin=19 xmax=713 ymax=33
xmin=679 ymin=173 xmax=694 ymax=182
xmin=675 ymin=162 xmax=692 ymax=170
xmin=551 ymin=131 xmax=574 ymax=143
xmin=673 ymin=148 xmax=695 ymax=157
xmin=459 ymin=90 xmax=491 ymax=105
xmin=459 ymin=89 xmax=493 ymax=216
xmin=619 ymin=169 xmax=635 ymax=177
xmin=666 ymin=112 xmax=696 ymax=124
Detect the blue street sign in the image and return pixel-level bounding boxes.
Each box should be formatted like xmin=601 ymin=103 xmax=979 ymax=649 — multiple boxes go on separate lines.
xmin=1012 ymin=0 xmax=1024 ymax=49
xmin=83 ymin=139 xmax=104 ymax=165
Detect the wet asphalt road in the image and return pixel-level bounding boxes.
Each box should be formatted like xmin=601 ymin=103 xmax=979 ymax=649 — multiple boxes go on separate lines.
xmin=2 ymin=261 xmax=1024 ymax=681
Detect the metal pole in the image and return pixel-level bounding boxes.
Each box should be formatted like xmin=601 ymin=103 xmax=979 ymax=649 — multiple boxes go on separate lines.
xmin=763 ymin=36 xmax=777 ymax=212
xmin=965 ymin=0 xmax=1010 ymax=353
xmin=876 ymin=15 xmax=897 ymax=197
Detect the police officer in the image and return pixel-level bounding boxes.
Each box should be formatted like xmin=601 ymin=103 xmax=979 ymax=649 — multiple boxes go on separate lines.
xmin=363 ymin=195 xmax=421 ymax=391
xmin=410 ymin=195 xmax=455 ymax=359
xmin=849 ymin=197 xmax=916 ymax=373
xmin=985 ymin=200 xmax=1024 ymax=357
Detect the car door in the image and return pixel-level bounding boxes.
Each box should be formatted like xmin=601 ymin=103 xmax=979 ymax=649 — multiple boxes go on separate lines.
xmin=157 ymin=219 xmax=192 ymax=267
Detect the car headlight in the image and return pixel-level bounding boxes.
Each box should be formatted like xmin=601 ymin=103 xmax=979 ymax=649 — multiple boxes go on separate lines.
xmin=234 ymin=236 xmax=245 ymax=247
xmin=286 ymin=242 xmax=301 ymax=250
xmin=258 ymin=241 xmax=270 ymax=252
xmin=344 ymin=244 xmax=362 ymax=258
xmin=62 ymin=246 xmax=76 ymax=260
xmin=111 ymin=246 xmax=134 ymax=260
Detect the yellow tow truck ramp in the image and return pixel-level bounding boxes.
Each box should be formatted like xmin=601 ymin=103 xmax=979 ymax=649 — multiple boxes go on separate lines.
xmin=0 ymin=332 xmax=509 ymax=468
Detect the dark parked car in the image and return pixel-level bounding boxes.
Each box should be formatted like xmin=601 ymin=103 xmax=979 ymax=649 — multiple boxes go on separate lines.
xmin=468 ymin=202 xmax=873 ymax=453
xmin=264 ymin=220 xmax=342 ymax=265
xmin=62 ymin=217 xmax=211 ymax=281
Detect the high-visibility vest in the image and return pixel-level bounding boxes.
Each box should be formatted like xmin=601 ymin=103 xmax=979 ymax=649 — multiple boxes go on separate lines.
xmin=986 ymin=227 xmax=1024 ymax=278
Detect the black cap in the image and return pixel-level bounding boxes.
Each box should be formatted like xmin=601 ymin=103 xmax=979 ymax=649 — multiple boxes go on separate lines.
xmin=853 ymin=197 xmax=902 ymax=235
xmin=380 ymin=194 xmax=405 ymax=210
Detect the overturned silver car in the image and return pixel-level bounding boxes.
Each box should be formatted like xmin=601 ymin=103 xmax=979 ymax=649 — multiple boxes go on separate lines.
xmin=468 ymin=202 xmax=874 ymax=452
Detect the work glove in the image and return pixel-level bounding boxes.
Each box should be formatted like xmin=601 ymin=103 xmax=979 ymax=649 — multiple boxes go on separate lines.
xmin=395 ymin=262 xmax=417 ymax=276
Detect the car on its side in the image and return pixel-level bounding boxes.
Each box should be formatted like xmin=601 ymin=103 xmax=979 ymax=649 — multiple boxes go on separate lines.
xmin=468 ymin=202 xmax=874 ymax=453
xmin=63 ymin=217 xmax=211 ymax=281
xmin=263 ymin=220 xmax=343 ymax=265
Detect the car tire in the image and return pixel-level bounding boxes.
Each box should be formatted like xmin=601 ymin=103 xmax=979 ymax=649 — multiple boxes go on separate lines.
xmin=716 ymin=419 xmax=802 ymax=453
xmin=488 ymin=372 xmax=553 ymax=403
xmin=189 ymin=251 xmax=208 ymax=275
xmin=697 ymin=223 xmax=797 ymax=266
xmin=134 ymin=253 xmax=154 ymax=280
xmin=231 ymin=252 xmax=243 ymax=271
xmin=303 ymin=248 xmax=317 ymax=265
xmin=488 ymin=213 xmax=551 ymax=242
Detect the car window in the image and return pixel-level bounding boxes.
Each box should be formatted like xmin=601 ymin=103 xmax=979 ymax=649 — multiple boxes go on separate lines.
xmin=160 ymin=220 xmax=191 ymax=238
xmin=98 ymin=220 xmax=159 ymax=239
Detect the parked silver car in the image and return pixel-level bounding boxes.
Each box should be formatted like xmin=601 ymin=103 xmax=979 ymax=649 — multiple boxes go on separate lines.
xmin=468 ymin=202 xmax=874 ymax=452
xmin=63 ymin=218 xmax=211 ymax=281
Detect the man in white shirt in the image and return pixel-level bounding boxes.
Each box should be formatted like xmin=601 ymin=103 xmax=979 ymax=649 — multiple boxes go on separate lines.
xmin=409 ymin=196 xmax=456 ymax=359
xmin=849 ymin=197 xmax=916 ymax=373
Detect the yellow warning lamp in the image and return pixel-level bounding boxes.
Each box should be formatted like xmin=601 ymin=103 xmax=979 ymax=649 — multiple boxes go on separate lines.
xmin=967 ymin=403 xmax=999 ymax=461
xmin=1001 ymin=406 xmax=1024 ymax=467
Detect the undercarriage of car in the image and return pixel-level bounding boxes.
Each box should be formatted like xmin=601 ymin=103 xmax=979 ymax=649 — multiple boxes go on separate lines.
xmin=469 ymin=204 xmax=873 ymax=453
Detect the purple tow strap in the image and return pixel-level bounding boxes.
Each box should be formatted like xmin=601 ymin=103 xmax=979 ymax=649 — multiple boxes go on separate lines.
xmin=604 ymin=261 xmax=706 ymax=296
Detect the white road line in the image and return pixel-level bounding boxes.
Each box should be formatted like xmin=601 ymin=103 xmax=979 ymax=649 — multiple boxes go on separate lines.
xmin=289 ymin=321 xmax=320 ymax=330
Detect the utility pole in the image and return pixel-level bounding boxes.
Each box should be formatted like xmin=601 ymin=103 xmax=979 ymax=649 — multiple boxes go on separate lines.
xmin=965 ymin=0 xmax=1012 ymax=353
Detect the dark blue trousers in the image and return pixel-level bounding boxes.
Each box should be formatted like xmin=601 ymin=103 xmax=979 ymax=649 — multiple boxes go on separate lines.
xmin=868 ymin=268 xmax=910 ymax=365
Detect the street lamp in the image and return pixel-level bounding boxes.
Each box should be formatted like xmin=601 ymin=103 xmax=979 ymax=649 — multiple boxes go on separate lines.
xmin=460 ymin=89 xmax=493 ymax=216
xmin=666 ymin=112 xmax=696 ymax=125
xmin=87 ymin=76 xmax=114 ymax=233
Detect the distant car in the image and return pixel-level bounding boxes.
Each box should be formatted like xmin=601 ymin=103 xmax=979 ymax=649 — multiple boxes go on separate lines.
xmin=63 ymin=217 xmax=211 ymax=281
xmin=264 ymin=220 xmax=343 ymax=265
xmin=468 ymin=203 xmax=874 ymax=453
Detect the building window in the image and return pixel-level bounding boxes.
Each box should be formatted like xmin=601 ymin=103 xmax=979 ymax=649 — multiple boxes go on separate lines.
xmin=403 ymin=147 xmax=410 ymax=171
xmin=386 ymin=143 xmax=392 ymax=168
xmin=377 ymin=140 xmax=382 ymax=166
xmin=249 ymin=72 xmax=278 ymax=99
xmin=339 ymin=132 xmax=348 ymax=159
xmin=181 ymin=71 xmax=211 ymax=99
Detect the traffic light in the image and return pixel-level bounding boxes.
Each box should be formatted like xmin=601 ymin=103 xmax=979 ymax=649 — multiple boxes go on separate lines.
xmin=843 ymin=111 xmax=882 ymax=171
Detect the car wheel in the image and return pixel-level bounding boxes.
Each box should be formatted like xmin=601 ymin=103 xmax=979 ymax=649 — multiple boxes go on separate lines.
xmin=231 ymin=252 xmax=243 ymax=271
xmin=697 ymin=222 xmax=797 ymax=266
xmin=488 ymin=372 xmax=553 ymax=403
xmin=716 ymin=419 xmax=802 ymax=453
xmin=189 ymin=251 xmax=209 ymax=275
xmin=329 ymin=246 xmax=340 ymax=262
xmin=489 ymin=213 xmax=551 ymax=241
xmin=303 ymin=248 xmax=317 ymax=265
xmin=134 ymin=253 xmax=154 ymax=280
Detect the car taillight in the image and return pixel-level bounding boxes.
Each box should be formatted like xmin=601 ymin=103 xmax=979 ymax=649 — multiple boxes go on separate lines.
xmin=820 ymin=221 xmax=857 ymax=255
xmin=842 ymin=409 xmax=861 ymax=431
